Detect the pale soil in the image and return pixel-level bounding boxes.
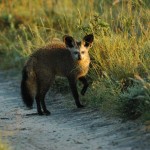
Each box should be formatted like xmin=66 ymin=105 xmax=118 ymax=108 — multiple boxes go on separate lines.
xmin=0 ymin=70 xmax=150 ymax=150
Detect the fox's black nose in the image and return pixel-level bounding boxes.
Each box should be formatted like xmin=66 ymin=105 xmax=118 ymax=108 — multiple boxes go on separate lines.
xmin=78 ymin=54 xmax=81 ymax=60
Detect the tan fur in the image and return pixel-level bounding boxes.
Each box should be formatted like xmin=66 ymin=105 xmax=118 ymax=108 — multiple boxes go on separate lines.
xmin=44 ymin=38 xmax=66 ymax=49
xmin=76 ymin=59 xmax=90 ymax=78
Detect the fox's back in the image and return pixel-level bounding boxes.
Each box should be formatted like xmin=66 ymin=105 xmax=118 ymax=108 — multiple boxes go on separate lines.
xmin=28 ymin=46 xmax=76 ymax=77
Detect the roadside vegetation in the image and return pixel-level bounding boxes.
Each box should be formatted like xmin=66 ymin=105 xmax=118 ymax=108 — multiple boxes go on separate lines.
xmin=0 ymin=0 xmax=150 ymax=120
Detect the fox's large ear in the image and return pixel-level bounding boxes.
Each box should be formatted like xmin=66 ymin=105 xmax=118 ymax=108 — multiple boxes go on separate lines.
xmin=63 ymin=35 xmax=75 ymax=48
xmin=83 ymin=34 xmax=94 ymax=48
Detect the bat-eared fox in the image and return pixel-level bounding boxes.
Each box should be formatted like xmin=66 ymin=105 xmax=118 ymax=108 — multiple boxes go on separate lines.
xmin=21 ymin=34 xmax=94 ymax=115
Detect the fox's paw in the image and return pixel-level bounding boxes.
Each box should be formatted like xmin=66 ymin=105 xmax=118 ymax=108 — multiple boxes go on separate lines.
xmin=44 ymin=110 xmax=51 ymax=116
xmin=38 ymin=111 xmax=44 ymax=116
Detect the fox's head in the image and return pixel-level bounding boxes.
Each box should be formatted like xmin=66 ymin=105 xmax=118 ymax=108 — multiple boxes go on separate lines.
xmin=63 ymin=34 xmax=94 ymax=61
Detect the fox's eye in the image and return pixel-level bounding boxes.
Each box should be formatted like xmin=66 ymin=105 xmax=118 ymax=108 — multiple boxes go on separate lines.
xmin=81 ymin=51 xmax=85 ymax=54
xmin=74 ymin=52 xmax=78 ymax=55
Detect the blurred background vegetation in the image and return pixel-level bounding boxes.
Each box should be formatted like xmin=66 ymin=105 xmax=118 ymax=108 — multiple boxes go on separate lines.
xmin=0 ymin=0 xmax=150 ymax=120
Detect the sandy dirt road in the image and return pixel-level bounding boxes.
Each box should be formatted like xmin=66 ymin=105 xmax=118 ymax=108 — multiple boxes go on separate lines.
xmin=0 ymin=70 xmax=150 ymax=150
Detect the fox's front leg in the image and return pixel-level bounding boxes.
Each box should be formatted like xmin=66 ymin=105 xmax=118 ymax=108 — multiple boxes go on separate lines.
xmin=68 ymin=76 xmax=84 ymax=108
xmin=79 ymin=76 xmax=89 ymax=95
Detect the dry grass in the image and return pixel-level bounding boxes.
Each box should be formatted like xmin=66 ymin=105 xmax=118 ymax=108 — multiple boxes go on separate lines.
xmin=0 ymin=0 xmax=149 ymax=119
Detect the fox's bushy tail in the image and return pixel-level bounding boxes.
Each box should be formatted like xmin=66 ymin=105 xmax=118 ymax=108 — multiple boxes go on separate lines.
xmin=21 ymin=67 xmax=34 ymax=108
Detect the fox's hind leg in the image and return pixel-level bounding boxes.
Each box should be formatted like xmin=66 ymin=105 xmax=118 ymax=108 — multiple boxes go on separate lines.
xmin=79 ymin=76 xmax=89 ymax=95
xmin=35 ymin=93 xmax=43 ymax=115
xmin=35 ymin=88 xmax=50 ymax=115
xmin=40 ymin=85 xmax=51 ymax=115
xmin=35 ymin=77 xmax=53 ymax=115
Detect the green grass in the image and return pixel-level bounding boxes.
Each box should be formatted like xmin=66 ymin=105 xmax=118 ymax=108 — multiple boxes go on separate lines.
xmin=0 ymin=0 xmax=150 ymax=120
xmin=119 ymin=75 xmax=150 ymax=120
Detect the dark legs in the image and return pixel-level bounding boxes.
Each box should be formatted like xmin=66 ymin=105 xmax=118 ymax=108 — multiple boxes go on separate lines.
xmin=68 ymin=77 xmax=84 ymax=108
xmin=35 ymin=75 xmax=88 ymax=115
xmin=35 ymin=90 xmax=51 ymax=115
xmin=35 ymin=79 xmax=52 ymax=115
xmin=79 ymin=76 xmax=89 ymax=95
xmin=35 ymin=94 xmax=43 ymax=115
